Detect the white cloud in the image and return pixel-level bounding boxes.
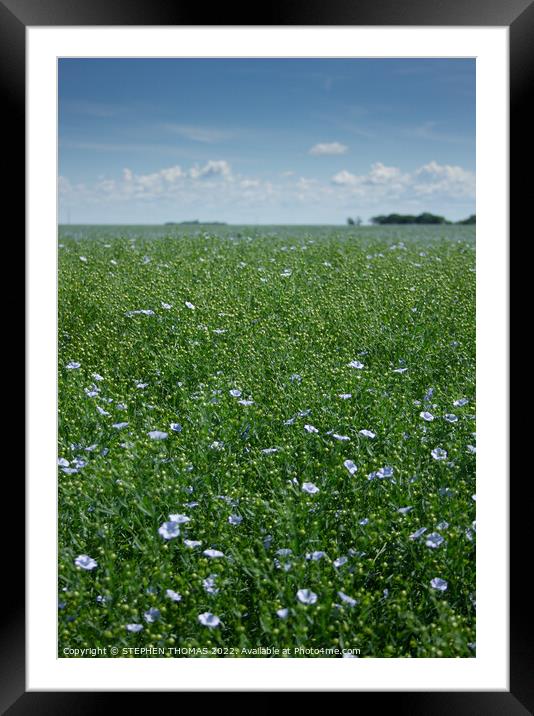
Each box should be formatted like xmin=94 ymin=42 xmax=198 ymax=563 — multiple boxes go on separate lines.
xmin=189 ymin=160 xmax=231 ymax=180
xmin=161 ymin=123 xmax=232 ymax=143
xmin=160 ymin=166 xmax=185 ymax=182
xmin=331 ymin=160 xmax=474 ymax=200
xmin=59 ymin=161 xmax=234 ymax=209
xmin=59 ymin=158 xmax=474 ymax=221
xmin=367 ymin=162 xmax=403 ymax=184
xmin=331 ymin=170 xmax=359 ymax=186
xmin=240 ymin=179 xmax=260 ymax=189
xmin=309 ymin=142 xmax=348 ymax=156
xmin=412 ymin=160 xmax=475 ymax=197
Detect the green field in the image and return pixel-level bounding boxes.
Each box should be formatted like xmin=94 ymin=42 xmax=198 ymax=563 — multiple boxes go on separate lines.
xmin=58 ymin=224 xmax=476 ymax=658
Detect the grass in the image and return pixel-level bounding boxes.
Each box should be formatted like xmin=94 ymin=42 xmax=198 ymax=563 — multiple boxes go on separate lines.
xmin=58 ymin=224 xmax=476 ymax=658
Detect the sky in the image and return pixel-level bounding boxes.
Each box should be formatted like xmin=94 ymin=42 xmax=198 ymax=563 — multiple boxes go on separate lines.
xmin=59 ymin=58 xmax=475 ymax=225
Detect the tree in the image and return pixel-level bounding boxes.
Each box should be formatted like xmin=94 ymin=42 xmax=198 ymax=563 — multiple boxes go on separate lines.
xmin=457 ymin=214 xmax=476 ymax=225
xmin=370 ymin=212 xmax=448 ymax=225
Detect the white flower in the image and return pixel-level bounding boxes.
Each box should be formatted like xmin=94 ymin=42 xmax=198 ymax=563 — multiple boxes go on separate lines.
xmin=398 ymin=506 xmax=413 ymax=515
xmin=332 ymin=433 xmax=350 ymax=441
xmin=277 ymin=608 xmax=289 ymax=619
xmin=343 ymin=459 xmax=358 ymax=475
xmin=125 ymin=309 xmax=155 ymax=317
xmin=185 ymin=301 xmax=195 ymax=310
xmin=444 ymin=414 xmax=458 ymax=423
xmin=290 ymin=374 xmax=302 ymax=383
xmin=112 ymin=422 xmax=129 ymax=430
xmin=238 ymin=399 xmax=254 ymax=406
xmin=306 ymin=551 xmax=326 ymax=561
xmin=184 ymin=539 xmax=202 ymax=549
xmin=430 ymin=577 xmax=448 ymax=591
xmin=453 ymin=398 xmax=469 ymax=407
xmin=338 ymin=591 xmax=357 ymax=607
xmin=203 ymin=549 xmax=224 ymax=558
xmin=262 ymin=448 xmax=278 ymax=455
xmin=338 ymin=393 xmax=352 ymax=399
xmin=144 ymin=607 xmax=161 ymax=623
xmin=359 ymin=429 xmax=376 ymax=439
xmin=198 ymin=612 xmax=220 ymax=627
xmin=347 ymin=360 xmax=364 ymax=369
xmin=136 ymin=382 xmax=148 ymax=389
xmin=203 ymin=575 xmax=219 ymax=595
xmin=57 ymin=457 xmax=69 ymax=467
xmin=333 ymin=556 xmax=348 ymax=568
xmin=467 ymin=444 xmax=476 ymax=454
xmin=297 ymin=588 xmax=318 ymax=605
xmin=148 ymin=431 xmax=168 ymax=440
xmin=126 ymin=623 xmax=143 ymax=633
xmin=409 ymin=527 xmax=427 ymax=541
xmin=304 ymin=424 xmax=319 ymax=434
xmin=392 ymin=367 xmax=408 ymax=373
xmin=425 ymin=532 xmax=445 ymax=549
xmin=158 ymin=521 xmax=180 ymax=540
xmin=228 ymin=514 xmax=243 ymax=525
xmin=209 ymin=441 xmax=224 ymax=450
xmin=170 ymin=423 xmax=182 ymax=432
xmin=302 ymin=482 xmax=320 ymax=494
xmin=166 ymin=589 xmax=182 ymax=602
xmin=229 ymin=389 xmax=242 ymax=397
xmin=359 ymin=518 xmax=369 ymax=526
xmin=420 ymin=411 xmax=434 ymax=421
xmin=74 ymin=554 xmax=97 ymax=570
xmin=161 ymin=302 xmax=172 ymax=309
xmin=96 ymin=405 xmax=110 ymax=416
xmin=431 ymin=447 xmax=448 ymax=460
xmin=79 ymin=256 xmax=87 ymax=263
xmin=168 ymin=514 xmax=190 ymax=524
xmin=92 ymin=373 xmax=104 ymax=381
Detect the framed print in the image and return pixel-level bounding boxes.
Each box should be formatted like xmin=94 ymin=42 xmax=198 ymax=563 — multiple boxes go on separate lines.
xmin=6 ymin=0 xmax=527 ymax=708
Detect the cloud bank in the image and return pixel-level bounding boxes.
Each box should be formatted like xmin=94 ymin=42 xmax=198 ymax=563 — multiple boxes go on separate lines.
xmin=59 ymin=158 xmax=475 ymax=221
xmin=309 ymin=142 xmax=348 ymax=156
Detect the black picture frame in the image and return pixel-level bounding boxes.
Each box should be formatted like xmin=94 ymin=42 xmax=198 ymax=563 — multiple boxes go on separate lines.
xmin=7 ymin=0 xmax=525 ymax=710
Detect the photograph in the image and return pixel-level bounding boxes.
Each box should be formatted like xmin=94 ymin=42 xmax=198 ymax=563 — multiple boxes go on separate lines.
xmin=57 ymin=57 xmax=477 ymax=660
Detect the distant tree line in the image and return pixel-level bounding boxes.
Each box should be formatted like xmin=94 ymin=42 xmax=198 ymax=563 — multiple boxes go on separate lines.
xmin=456 ymin=214 xmax=476 ymax=225
xmin=164 ymin=220 xmax=227 ymax=226
xmin=362 ymin=212 xmax=476 ymax=226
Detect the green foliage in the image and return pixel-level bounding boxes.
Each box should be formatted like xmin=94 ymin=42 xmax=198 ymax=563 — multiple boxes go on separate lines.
xmin=371 ymin=213 xmax=449 ymax=225
xmin=58 ymin=224 xmax=476 ymax=658
xmin=456 ymin=215 xmax=476 ymax=225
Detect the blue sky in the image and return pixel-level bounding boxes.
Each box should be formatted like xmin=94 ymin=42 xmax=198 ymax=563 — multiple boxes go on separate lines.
xmin=59 ymin=58 xmax=475 ymax=224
